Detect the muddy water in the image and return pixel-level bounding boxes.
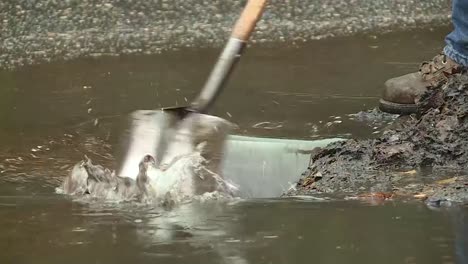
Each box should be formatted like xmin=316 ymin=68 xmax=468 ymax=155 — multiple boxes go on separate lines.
xmin=0 ymin=195 xmax=467 ymax=264
xmin=0 ymin=27 xmax=448 ymax=142
xmin=1 ymin=26 xmax=467 ymax=262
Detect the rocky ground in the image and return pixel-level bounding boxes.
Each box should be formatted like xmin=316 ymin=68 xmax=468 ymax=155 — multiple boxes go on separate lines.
xmin=286 ymin=75 xmax=468 ymax=206
xmin=0 ymin=0 xmax=450 ymax=70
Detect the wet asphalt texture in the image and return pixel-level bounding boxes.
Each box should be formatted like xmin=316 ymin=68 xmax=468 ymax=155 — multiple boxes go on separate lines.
xmin=0 ymin=0 xmax=451 ymax=69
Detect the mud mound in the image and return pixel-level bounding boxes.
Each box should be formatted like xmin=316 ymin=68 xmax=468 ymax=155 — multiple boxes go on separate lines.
xmin=288 ymin=74 xmax=468 ymax=204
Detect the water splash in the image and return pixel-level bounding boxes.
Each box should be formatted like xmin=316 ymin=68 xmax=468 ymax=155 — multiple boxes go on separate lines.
xmin=56 ymin=150 xmax=240 ymax=207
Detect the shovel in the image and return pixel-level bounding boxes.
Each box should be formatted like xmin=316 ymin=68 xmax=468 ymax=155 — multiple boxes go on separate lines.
xmin=117 ymin=0 xmax=269 ymax=178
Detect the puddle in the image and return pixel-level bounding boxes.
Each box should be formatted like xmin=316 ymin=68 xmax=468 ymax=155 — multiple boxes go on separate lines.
xmin=1 ymin=26 xmax=467 ymax=263
xmin=0 ymin=195 xmax=466 ymax=263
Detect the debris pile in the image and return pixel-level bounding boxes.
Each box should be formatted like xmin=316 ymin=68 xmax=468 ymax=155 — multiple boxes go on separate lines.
xmin=288 ymin=75 xmax=468 ymax=205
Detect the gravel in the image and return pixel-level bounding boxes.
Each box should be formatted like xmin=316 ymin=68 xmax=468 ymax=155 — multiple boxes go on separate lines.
xmin=0 ymin=0 xmax=451 ymax=70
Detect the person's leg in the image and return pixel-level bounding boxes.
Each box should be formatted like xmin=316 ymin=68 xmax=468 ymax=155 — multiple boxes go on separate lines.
xmin=444 ymin=0 xmax=468 ymax=67
xmin=451 ymin=208 xmax=468 ymax=264
xmin=379 ymin=1 xmax=467 ymax=115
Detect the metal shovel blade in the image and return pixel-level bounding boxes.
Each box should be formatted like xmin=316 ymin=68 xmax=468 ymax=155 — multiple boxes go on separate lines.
xmin=116 ymin=0 xmax=269 ymax=180
xmin=116 ymin=109 xmax=235 ymax=179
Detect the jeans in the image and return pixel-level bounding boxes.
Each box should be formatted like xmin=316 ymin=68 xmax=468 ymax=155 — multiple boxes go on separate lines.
xmin=451 ymin=208 xmax=468 ymax=264
xmin=444 ymin=0 xmax=468 ymax=66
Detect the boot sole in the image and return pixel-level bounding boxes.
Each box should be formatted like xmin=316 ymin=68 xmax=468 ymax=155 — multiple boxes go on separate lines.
xmin=378 ymin=99 xmax=417 ymax=115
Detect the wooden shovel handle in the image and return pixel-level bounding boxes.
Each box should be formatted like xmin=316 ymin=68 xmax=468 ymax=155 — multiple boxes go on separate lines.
xmin=189 ymin=0 xmax=268 ymax=113
xmin=232 ymin=0 xmax=269 ymax=41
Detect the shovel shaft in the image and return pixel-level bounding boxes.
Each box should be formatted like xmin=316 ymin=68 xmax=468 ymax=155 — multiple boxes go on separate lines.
xmin=232 ymin=0 xmax=269 ymax=41
xmin=190 ymin=0 xmax=268 ymax=113
xmin=117 ymin=1 xmax=269 ymax=177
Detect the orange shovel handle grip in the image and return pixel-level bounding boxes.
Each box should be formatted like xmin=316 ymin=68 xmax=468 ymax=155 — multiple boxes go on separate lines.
xmin=232 ymin=0 xmax=269 ymax=41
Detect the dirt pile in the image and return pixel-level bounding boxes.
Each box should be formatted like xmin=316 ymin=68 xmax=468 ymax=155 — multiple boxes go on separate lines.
xmin=287 ymin=74 xmax=468 ymax=204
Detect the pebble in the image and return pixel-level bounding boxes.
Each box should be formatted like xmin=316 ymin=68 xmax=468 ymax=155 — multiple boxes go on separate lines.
xmin=0 ymin=0 xmax=451 ymax=70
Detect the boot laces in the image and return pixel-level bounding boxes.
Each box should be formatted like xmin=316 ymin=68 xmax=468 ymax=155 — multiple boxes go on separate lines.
xmin=419 ymin=54 xmax=448 ymax=76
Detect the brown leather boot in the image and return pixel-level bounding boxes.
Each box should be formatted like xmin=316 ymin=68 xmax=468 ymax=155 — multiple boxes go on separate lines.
xmin=379 ymin=53 xmax=464 ymax=115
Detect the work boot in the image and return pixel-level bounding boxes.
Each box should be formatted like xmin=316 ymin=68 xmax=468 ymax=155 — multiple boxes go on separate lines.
xmin=379 ymin=53 xmax=464 ymax=115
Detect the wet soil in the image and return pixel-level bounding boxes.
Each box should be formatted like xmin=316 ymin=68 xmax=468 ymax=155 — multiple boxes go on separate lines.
xmin=287 ymin=75 xmax=468 ymax=205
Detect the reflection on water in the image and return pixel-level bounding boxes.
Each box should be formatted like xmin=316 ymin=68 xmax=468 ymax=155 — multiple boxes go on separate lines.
xmin=0 ymin=192 xmax=466 ymax=263
xmin=0 ymin=26 xmax=449 ymax=145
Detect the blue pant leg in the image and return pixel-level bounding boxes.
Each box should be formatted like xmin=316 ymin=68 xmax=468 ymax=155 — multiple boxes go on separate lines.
xmin=444 ymin=0 xmax=468 ymax=66
xmin=452 ymin=209 xmax=468 ymax=263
